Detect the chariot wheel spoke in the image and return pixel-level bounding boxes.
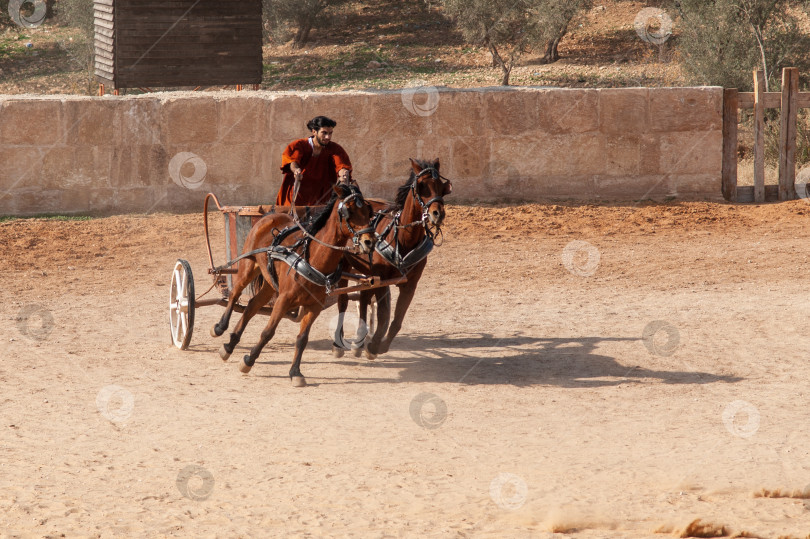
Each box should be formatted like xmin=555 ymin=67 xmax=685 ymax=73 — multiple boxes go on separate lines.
xmin=168 ymin=260 xmax=195 ymax=350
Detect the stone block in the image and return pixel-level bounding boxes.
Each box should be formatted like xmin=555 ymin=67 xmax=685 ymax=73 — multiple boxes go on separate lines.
xmin=251 ymin=181 xmax=278 ymax=205
xmin=208 ymin=144 xmax=257 ymax=184
xmin=163 ymin=97 xmax=217 ymax=145
xmin=599 ymin=88 xmax=649 ymax=135
xmin=482 ymin=159 xmax=526 ymax=200
xmin=88 ymin=188 xmax=116 ymax=213
xmin=12 ymin=188 xmax=61 ymax=215
xmin=667 ymin=174 xmax=723 ymax=200
xmin=0 ymin=100 xmax=62 ymax=145
xmin=593 ymin=175 xmax=670 ymax=200
xmin=348 ymin=139 xmax=384 ymax=185
xmin=430 ymin=89 xmax=486 ymax=137
xmin=111 ymin=144 xmax=171 ymax=188
xmin=537 ymin=89 xmax=599 ymax=134
xmin=649 ymin=87 xmax=722 ymax=132
xmin=639 ymin=135 xmax=661 ymax=175
xmin=521 ymin=175 xmax=597 ymax=200
xmin=369 ymin=92 xmax=435 ymax=141
xmin=484 ymin=89 xmax=539 ymax=136
xmin=492 ymin=133 xmax=604 ymax=178
xmin=59 ymin=188 xmax=91 ymax=212
xmin=382 ymin=136 xmax=451 ymax=180
xmin=40 ymin=146 xmax=75 ymax=189
xmin=266 ymin=94 xmax=305 ymax=145
xmin=259 ymin=142 xmax=285 ymax=179
xmin=166 ymin=183 xmax=207 ymax=212
xmin=448 ymin=137 xmax=489 ymax=181
xmin=603 ymin=135 xmax=642 ymax=176
xmin=659 ymin=130 xmax=723 ymax=175
xmin=115 ymin=186 xmax=161 ymax=214
xmin=449 ymin=177 xmax=487 ymax=201
xmin=0 ymin=192 xmax=16 ymax=215
xmin=62 ymin=99 xmax=116 ymax=146
xmin=304 ymin=92 xmax=373 ymax=140
xmin=216 ymin=96 xmax=265 ymax=145
xmin=0 ymin=146 xmax=43 ymax=192
xmin=117 ymin=98 xmax=164 ymax=145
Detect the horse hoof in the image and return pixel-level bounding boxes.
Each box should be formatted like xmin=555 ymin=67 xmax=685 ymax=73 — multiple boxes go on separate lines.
xmin=332 ymin=345 xmax=344 ymax=358
xmin=239 ymin=356 xmax=253 ymax=374
xmin=364 ymin=350 xmax=377 ymax=361
xmin=210 ymin=325 xmax=222 ymax=338
xmin=219 ymin=345 xmax=231 ymax=361
xmin=352 ymin=347 xmax=363 ymax=358
xmin=291 ymin=376 xmax=307 ymax=387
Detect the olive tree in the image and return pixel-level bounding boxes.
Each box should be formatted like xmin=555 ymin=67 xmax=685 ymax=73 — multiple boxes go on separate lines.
xmin=442 ymin=0 xmax=543 ymax=85
xmin=672 ymin=0 xmax=806 ymax=91
xmin=442 ymin=0 xmax=593 ymax=85
xmin=263 ymin=0 xmax=347 ymax=48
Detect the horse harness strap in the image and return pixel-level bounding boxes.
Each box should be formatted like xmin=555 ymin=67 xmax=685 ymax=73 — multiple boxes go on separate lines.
xmin=266 ymin=244 xmax=344 ymax=293
xmin=375 ymin=233 xmax=434 ymax=275
xmin=266 ymin=225 xmax=342 ymax=292
xmin=373 ymin=211 xmax=435 ymax=275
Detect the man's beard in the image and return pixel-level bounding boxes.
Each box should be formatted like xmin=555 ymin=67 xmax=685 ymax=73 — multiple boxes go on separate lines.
xmin=316 ymin=135 xmax=330 ymax=147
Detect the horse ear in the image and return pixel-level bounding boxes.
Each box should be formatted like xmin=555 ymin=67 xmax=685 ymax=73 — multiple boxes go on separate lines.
xmin=409 ymin=158 xmax=421 ymax=175
xmin=333 ymin=183 xmax=342 ymax=196
xmin=433 ymin=158 xmax=440 ymax=171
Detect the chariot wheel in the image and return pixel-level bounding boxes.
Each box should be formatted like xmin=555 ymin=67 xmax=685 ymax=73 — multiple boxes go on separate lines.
xmin=169 ymin=259 xmax=195 ymax=350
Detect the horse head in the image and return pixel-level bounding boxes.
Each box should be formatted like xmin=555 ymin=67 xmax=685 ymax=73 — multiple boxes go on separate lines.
xmin=409 ymin=158 xmax=452 ymax=227
xmin=333 ymin=182 xmax=375 ymax=254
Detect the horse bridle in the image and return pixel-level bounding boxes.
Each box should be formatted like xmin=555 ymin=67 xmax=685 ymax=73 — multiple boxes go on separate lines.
xmin=290 ymin=185 xmax=374 ymax=253
xmin=337 ymin=188 xmax=376 ymax=250
xmin=410 ymin=166 xmax=451 ymax=223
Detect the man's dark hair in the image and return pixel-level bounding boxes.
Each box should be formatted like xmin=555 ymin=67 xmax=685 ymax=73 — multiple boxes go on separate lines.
xmin=307 ymin=116 xmax=337 ymax=131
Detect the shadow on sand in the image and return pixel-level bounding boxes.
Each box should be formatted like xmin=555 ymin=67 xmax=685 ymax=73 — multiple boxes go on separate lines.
xmin=194 ymin=331 xmax=742 ymax=388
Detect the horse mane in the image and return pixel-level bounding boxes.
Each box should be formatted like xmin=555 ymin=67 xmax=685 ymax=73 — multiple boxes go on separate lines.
xmin=388 ymin=158 xmax=435 ymax=211
xmin=303 ymin=183 xmax=357 ymax=235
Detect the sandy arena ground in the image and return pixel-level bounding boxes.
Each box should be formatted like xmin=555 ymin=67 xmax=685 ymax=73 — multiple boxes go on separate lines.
xmin=2 ymin=200 xmax=810 ymax=538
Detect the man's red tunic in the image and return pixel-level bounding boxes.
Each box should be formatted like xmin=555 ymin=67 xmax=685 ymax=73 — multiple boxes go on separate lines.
xmin=275 ymin=137 xmax=353 ymax=206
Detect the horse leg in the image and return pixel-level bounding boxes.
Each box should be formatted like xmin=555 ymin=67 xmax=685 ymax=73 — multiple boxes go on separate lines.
xmin=377 ymin=281 xmax=418 ymax=355
xmin=331 ymin=292 xmax=349 ymax=358
xmin=238 ymin=294 xmax=290 ymax=374
xmin=211 ymin=260 xmax=260 ymax=338
xmin=366 ymin=286 xmax=391 ymax=357
xmin=220 ymin=282 xmax=276 ymax=361
xmin=352 ymin=291 xmax=370 ymax=358
xmin=288 ymin=306 xmax=320 ymax=387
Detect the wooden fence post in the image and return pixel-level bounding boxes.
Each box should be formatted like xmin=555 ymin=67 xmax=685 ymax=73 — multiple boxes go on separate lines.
xmin=778 ymin=67 xmax=798 ymax=200
xmin=722 ymin=88 xmax=738 ymax=202
xmin=753 ymin=70 xmax=766 ymax=203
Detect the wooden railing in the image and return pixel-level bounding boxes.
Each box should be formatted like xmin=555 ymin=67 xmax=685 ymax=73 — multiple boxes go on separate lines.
xmin=722 ymin=67 xmax=809 ymax=203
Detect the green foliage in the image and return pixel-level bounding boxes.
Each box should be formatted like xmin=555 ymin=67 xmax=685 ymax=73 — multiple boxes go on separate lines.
xmin=672 ymin=0 xmax=806 ymax=90
xmin=52 ymin=0 xmax=95 ymax=93
xmin=441 ymin=0 xmax=591 ymax=84
xmin=0 ymin=214 xmax=95 ymax=223
xmin=441 ymin=0 xmax=540 ymax=85
xmin=262 ymin=0 xmax=347 ymax=48
xmin=57 ymin=0 xmax=93 ymax=36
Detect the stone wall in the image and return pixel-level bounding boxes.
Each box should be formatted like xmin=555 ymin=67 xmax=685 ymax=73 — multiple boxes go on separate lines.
xmin=0 ymin=86 xmax=723 ymax=215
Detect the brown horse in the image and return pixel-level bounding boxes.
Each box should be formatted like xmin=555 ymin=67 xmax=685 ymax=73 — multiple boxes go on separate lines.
xmin=212 ymin=183 xmax=374 ymax=386
xmin=334 ymin=158 xmax=452 ymax=359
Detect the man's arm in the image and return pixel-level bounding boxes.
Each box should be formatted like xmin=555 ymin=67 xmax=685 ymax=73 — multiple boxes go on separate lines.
xmin=332 ymin=144 xmax=353 ymax=183
xmin=290 ymin=161 xmax=304 ymax=183
xmin=282 ymin=139 xmax=308 ymax=183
